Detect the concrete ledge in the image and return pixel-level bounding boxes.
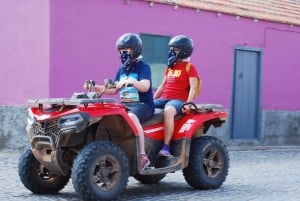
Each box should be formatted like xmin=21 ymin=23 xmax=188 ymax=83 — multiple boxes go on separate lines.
xmin=0 ymin=106 xmax=29 ymax=151
xmin=199 ymin=110 xmax=300 ymax=146
xmin=228 ymin=145 xmax=300 ymax=151
xmin=0 ymin=106 xmax=299 ymax=151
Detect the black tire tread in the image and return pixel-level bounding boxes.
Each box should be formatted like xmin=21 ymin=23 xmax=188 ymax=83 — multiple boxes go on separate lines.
xmin=72 ymin=141 xmax=129 ymax=201
xmin=18 ymin=147 xmax=70 ymax=194
xmin=183 ymin=136 xmax=230 ymax=190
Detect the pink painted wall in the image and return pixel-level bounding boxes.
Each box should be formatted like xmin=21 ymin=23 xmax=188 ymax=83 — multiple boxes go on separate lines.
xmin=263 ymin=28 xmax=300 ymax=110
xmin=1 ymin=0 xmax=300 ymax=111
xmin=0 ymin=0 xmax=50 ymax=105
xmin=49 ymin=0 xmax=300 ymax=110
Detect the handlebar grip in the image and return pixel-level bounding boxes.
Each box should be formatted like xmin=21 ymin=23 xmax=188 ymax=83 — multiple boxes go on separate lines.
xmin=85 ymin=80 xmax=95 ymax=92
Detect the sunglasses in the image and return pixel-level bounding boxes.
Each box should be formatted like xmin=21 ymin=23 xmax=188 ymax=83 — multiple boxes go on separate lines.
xmin=119 ymin=48 xmax=132 ymax=55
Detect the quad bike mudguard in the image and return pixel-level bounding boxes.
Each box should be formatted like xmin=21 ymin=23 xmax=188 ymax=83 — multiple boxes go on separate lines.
xmin=139 ymin=103 xmax=227 ymax=175
xmin=26 ymin=97 xmax=139 ymax=175
xmin=143 ymin=103 xmax=227 ymax=140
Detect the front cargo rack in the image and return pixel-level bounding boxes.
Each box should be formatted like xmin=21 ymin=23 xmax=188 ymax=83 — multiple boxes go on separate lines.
xmin=28 ymin=93 xmax=117 ymax=111
xmin=28 ymin=98 xmax=117 ymax=106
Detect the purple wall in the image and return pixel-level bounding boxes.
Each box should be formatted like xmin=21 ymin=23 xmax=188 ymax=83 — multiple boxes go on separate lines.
xmin=49 ymin=0 xmax=300 ymax=110
xmin=263 ymin=28 xmax=300 ymax=110
xmin=0 ymin=0 xmax=49 ymax=105
xmin=1 ymin=0 xmax=300 ymax=111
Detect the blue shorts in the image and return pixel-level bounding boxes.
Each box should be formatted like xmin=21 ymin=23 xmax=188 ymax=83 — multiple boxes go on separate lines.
xmin=154 ymin=99 xmax=184 ymax=114
xmin=123 ymin=102 xmax=153 ymax=123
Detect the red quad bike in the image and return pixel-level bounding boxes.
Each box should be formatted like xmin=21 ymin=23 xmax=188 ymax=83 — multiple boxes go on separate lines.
xmin=18 ymin=80 xmax=230 ymax=201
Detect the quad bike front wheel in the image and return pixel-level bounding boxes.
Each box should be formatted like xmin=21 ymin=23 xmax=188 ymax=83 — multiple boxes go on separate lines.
xmin=18 ymin=147 xmax=70 ymax=194
xmin=71 ymin=141 xmax=129 ymax=201
xmin=183 ymin=136 xmax=229 ymax=189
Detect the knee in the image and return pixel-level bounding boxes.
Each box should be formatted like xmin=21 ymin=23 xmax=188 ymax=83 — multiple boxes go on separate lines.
xmin=164 ymin=106 xmax=177 ymax=117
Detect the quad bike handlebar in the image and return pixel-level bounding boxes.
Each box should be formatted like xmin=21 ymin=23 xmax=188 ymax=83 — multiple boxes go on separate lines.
xmin=85 ymin=80 xmax=96 ymax=92
xmin=83 ymin=79 xmax=117 ymax=99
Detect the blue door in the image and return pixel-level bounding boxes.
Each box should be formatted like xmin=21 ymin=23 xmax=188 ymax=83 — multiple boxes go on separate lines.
xmin=231 ymin=47 xmax=262 ymax=139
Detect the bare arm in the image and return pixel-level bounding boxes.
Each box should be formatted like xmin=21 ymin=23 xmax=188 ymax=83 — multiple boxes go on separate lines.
xmin=186 ymin=77 xmax=198 ymax=102
xmin=83 ymin=83 xmax=118 ymax=95
xmin=153 ymin=76 xmax=167 ymax=99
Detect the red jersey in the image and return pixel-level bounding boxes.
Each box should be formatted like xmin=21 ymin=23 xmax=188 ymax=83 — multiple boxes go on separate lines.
xmin=161 ymin=61 xmax=199 ymax=102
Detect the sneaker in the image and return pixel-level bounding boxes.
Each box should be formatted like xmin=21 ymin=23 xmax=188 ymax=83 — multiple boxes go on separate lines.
xmin=139 ymin=154 xmax=150 ymax=170
xmin=158 ymin=144 xmax=171 ymax=157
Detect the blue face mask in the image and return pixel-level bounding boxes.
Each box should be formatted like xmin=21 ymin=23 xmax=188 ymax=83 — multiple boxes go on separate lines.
xmin=120 ymin=50 xmax=132 ymax=70
xmin=167 ymin=49 xmax=177 ymax=67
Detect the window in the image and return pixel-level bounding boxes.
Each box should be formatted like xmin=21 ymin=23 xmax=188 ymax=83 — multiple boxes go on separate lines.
xmin=139 ymin=33 xmax=170 ymax=88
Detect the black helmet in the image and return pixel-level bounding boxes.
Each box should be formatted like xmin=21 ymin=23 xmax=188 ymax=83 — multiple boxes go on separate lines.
xmin=116 ymin=33 xmax=142 ymax=58
xmin=168 ymin=35 xmax=194 ymax=59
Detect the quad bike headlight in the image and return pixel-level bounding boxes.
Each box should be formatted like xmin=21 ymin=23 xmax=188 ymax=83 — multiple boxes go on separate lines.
xmin=25 ymin=111 xmax=37 ymax=139
xmin=27 ymin=112 xmax=35 ymax=126
xmin=58 ymin=113 xmax=86 ymax=128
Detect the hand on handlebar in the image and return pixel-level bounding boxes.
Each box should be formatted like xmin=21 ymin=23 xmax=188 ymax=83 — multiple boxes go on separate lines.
xmin=83 ymin=79 xmax=117 ymax=95
xmin=181 ymin=102 xmax=197 ymax=114
xmin=84 ymin=80 xmax=96 ymax=92
xmin=182 ymin=104 xmax=192 ymax=115
xmin=104 ymin=79 xmax=117 ymax=89
xmin=115 ymin=79 xmax=133 ymax=89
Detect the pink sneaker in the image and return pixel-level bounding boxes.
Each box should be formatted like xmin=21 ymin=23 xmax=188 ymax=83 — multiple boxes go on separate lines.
xmin=139 ymin=154 xmax=150 ymax=170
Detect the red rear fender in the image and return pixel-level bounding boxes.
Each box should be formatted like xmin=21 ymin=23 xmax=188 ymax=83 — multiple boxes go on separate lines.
xmin=173 ymin=111 xmax=227 ymax=139
xmin=142 ymin=111 xmax=227 ymax=141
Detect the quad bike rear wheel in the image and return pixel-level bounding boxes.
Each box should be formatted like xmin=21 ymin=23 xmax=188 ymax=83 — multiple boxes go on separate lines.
xmin=18 ymin=147 xmax=70 ymax=194
xmin=183 ymin=136 xmax=229 ymax=189
xmin=71 ymin=141 xmax=129 ymax=201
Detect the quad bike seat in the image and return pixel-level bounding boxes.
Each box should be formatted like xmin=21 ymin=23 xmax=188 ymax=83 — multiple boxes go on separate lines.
xmin=141 ymin=103 xmax=224 ymax=127
xmin=141 ymin=108 xmax=184 ymax=127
